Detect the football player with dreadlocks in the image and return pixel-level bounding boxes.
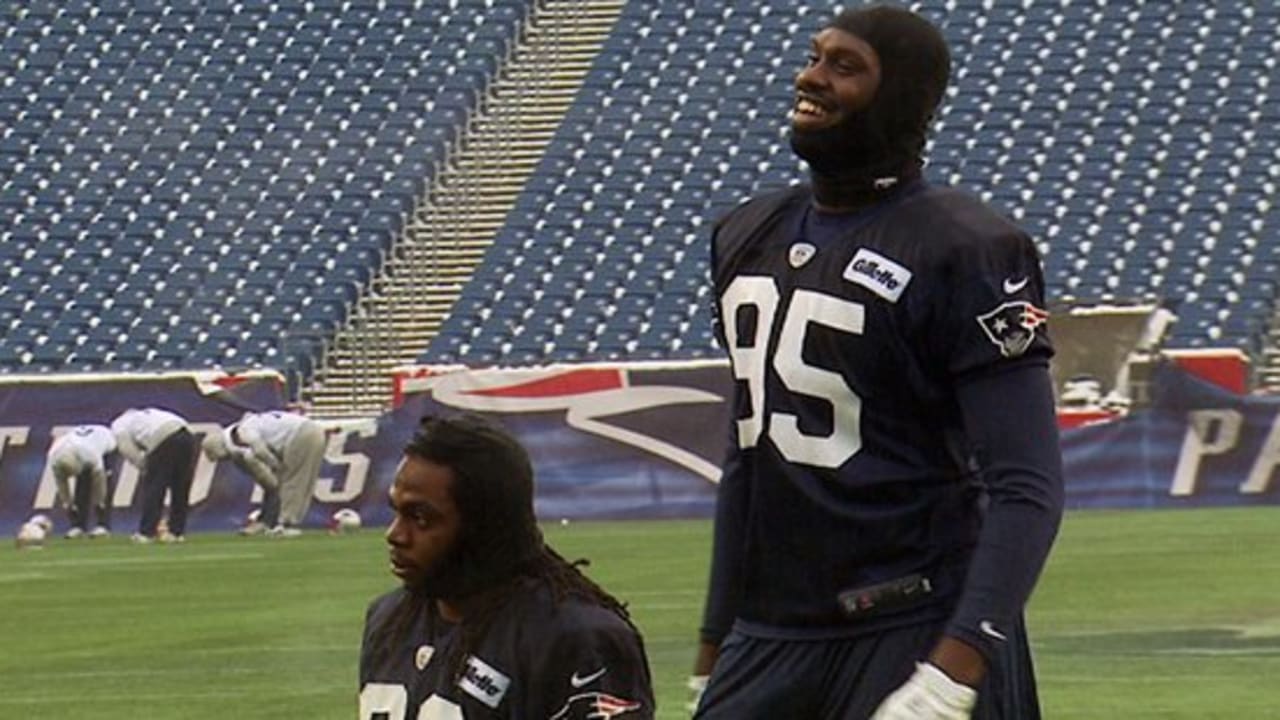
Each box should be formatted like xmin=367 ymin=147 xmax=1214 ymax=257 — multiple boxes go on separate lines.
xmin=692 ymin=4 xmax=1063 ymax=719
xmin=359 ymin=414 xmax=654 ymax=719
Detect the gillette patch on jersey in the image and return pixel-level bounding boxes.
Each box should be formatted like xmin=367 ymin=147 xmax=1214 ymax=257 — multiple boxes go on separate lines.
xmin=843 ymin=249 xmax=912 ymax=302
xmin=459 ymin=655 xmax=511 ymax=708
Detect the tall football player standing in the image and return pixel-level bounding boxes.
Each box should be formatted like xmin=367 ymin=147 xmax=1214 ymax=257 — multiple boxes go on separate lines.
xmin=692 ymin=4 xmax=1064 ymax=719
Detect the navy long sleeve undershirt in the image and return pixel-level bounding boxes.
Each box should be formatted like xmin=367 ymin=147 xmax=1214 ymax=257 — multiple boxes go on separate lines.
xmin=946 ymin=362 xmax=1064 ymax=659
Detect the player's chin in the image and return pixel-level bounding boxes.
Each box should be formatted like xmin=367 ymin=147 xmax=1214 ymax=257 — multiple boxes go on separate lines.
xmin=390 ymin=559 xmax=421 ymax=586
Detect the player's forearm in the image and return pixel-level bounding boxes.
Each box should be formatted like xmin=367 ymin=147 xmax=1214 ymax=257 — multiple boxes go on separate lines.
xmin=947 ymin=364 xmax=1064 ymax=659
xmin=246 ymin=437 xmax=279 ymax=467
xmin=242 ymin=456 xmax=281 ymax=490
xmin=118 ymin=439 xmax=145 ymax=467
xmin=928 ymin=634 xmax=987 ymax=687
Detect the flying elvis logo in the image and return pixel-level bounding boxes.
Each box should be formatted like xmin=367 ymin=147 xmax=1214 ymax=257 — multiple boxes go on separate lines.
xmin=977 ymin=301 xmax=1050 ymax=357
xmin=403 ymin=366 xmax=727 ymax=482
xmin=549 ymin=692 xmax=643 ymax=719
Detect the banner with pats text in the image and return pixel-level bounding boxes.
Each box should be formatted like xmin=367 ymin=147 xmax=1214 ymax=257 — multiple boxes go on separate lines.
xmin=3 ymin=360 xmax=1280 ymax=537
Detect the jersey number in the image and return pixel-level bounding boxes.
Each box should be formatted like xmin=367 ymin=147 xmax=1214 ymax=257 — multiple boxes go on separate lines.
xmin=722 ymin=277 xmax=864 ymax=468
xmin=359 ymin=684 xmax=462 ymax=720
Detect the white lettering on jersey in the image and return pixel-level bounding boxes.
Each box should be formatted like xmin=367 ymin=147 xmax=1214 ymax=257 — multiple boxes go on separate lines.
xmin=843 ymin=248 xmax=912 ymax=303
xmin=720 ymin=278 xmax=864 ymax=469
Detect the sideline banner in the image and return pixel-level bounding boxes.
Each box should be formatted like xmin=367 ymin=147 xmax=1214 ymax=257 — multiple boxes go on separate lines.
xmin=1061 ymin=361 xmax=1280 ymax=508
xmin=386 ymin=362 xmax=729 ymax=523
xmin=389 ymin=359 xmax=1280 ymax=517
xmin=0 ymin=371 xmax=289 ymax=535
xmin=4 ymin=360 xmax=1280 ymax=537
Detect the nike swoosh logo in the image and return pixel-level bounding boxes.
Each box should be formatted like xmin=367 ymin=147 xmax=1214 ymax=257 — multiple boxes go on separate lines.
xmin=1003 ymin=277 xmax=1029 ymax=294
xmin=570 ymin=667 xmax=607 ymax=688
xmin=980 ymin=620 xmax=1008 ymax=642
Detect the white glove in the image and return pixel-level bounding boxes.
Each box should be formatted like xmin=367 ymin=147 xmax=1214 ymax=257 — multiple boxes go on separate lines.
xmin=686 ymin=675 xmax=709 ymax=714
xmin=871 ymin=663 xmax=977 ymax=720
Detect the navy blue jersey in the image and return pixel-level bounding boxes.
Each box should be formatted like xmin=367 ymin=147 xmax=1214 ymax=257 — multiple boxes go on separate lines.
xmin=359 ymin=582 xmax=654 ymax=719
xmin=703 ymin=181 xmax=1060 ymax=647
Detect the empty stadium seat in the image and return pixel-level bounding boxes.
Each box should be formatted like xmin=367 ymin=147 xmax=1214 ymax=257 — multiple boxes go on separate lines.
xmin=423 ymin=0 xmax=1279 ymax=368
xmin=0 ymin=0 xmax=536 ymax=378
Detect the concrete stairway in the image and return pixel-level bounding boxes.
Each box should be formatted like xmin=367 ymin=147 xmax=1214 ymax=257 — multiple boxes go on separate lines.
xmin=301 ymin=0 xmax=624 ymax=418
xmin=1259 ymin=312 xmax=1280 ymax=392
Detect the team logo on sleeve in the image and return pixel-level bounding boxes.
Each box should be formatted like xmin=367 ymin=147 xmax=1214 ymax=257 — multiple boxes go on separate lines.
xmin=549 ymin=692 xmax=643 ymax=719
xmin=977 ymin=301 xmax=1049 ymax=357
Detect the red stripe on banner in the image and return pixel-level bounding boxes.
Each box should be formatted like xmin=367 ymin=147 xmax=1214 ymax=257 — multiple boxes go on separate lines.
xmin=466 ymin=369 xmax=625 ymax=398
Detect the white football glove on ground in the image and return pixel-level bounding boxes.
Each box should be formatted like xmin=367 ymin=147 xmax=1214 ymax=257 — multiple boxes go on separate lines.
xmin=871 ymin=663 xmax=977 ymax=720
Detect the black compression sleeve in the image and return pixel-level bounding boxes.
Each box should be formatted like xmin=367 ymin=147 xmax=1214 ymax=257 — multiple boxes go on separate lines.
xmin=945 ymin=362 xmax=1064 ymax=659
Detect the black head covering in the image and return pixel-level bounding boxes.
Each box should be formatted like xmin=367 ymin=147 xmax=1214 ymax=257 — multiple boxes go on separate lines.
xmin=790 ymin=3 xmax=951 ymax=190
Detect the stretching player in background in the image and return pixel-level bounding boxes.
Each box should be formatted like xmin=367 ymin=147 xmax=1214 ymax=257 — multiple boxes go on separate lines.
xmin=112 ymin=407 xmax=199 ymax=544
xmin=693 ymin=4 xmax=1064 ymax=719
xmin=202 ymin=429 xmax=284 ymax=536
xmin=44 ymin=424 xmax=117 ymax=538
xmin=202 ymin=410 xmax=326 ymax=537
xmin=359 ymin=414 xmax=654 ymax=719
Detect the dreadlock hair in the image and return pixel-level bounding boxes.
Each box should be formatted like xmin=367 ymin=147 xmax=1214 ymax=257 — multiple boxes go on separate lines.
xmin=381 ymin=413 xmax=643 ymax=681
xmin=451 ymin=540 xmax=645 ymax=682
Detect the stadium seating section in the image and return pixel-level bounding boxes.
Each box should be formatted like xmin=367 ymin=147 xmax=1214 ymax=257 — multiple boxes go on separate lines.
xmin=1 ymin=1 xmax=1276 ymax=381
xmin=0 ymin=0 xmax=529 ymax=374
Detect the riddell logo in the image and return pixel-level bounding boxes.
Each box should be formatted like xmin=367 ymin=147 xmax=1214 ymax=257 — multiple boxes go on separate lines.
xmin=843 ymin=248 xmax=912 ymax=302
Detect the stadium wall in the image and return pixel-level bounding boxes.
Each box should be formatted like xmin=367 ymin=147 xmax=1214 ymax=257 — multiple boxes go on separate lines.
xmin=3 ymin=361 xmax=1280 ymax=537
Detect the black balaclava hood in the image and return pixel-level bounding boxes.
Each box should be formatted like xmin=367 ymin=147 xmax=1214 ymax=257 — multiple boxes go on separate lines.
xmin=790 ymin=3 xmax=951 ymax=195
xmin=409 ymin=414 xmax=545 ymax=602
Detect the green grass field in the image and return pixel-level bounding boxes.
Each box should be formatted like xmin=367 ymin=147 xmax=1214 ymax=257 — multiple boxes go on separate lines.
xmin=2 ymin=507 xmax=1278 ymax=719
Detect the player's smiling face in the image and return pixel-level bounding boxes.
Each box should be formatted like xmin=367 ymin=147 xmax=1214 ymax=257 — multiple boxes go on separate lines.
xmin=793 ymin=28 xmax=881 ymax=132
xmin=386 ymin=455 xmax=462 ymax=590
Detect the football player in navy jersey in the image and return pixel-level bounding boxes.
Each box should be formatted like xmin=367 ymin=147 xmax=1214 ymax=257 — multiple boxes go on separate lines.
xmin=359 ymin=414 xmax=654 ymax=719
xmin=692 ymin=4 xmax=1064 ymax=720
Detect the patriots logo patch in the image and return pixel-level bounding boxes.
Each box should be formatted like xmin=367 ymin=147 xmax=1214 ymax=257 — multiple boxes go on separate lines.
xmin=977 ymin=301 xmax=1049 ymax=357
xmin=549 ymin=692 xmax=643 ymax=719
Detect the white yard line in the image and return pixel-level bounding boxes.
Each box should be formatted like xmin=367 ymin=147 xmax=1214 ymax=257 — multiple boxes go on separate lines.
xmin=0 ymin=687 xmax=329 ymax=705
xmin=0 ymin=571 xmax=49 ymax=583
xmin=1 ymin=551 xmax=265 ymax=569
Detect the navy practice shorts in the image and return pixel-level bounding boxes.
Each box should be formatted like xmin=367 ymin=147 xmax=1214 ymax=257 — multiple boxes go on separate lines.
xmin=694 ymin=617 xmax=1040 ymax=720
